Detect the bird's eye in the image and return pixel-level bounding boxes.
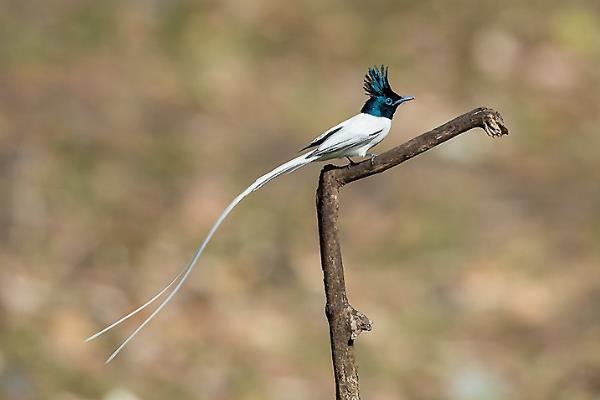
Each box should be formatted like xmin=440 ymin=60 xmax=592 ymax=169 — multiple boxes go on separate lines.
xmin=385 ymin=98 xmax=393 ymax=105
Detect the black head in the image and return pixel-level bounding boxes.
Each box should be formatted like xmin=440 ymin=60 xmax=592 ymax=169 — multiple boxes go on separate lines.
xmin=361 ymin=65 xmax=414 ymax=119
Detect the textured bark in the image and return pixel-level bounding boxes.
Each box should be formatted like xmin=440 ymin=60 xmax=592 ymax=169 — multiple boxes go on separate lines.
xmin=316 ymin=107 xmax=508 ymax=400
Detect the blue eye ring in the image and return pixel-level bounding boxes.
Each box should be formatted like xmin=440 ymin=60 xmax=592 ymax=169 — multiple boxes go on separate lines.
xmin=385 ymin=97 xmax=393 ymax=105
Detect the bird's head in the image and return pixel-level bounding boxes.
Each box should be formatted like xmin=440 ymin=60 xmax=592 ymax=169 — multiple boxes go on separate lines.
xmin=361 ymin=65 xmax=414 ymax=119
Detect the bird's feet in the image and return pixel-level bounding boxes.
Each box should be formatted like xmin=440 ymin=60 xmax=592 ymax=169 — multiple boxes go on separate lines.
xmin=346 ymin=154 xmax=377 ymax=167
xmin=346 ymin=156 xmax=359 ymax=167
xmin=366 ymin=153 xmax=377 ymax=166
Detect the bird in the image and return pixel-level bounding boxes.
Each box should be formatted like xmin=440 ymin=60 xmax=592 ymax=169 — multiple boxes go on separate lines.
xmin=86 ymin=65 xmax=414 ymax=363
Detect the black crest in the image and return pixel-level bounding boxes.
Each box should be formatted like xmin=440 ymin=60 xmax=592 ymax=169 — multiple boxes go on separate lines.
xmin=363 ymin=65 xmax=394 ymax=97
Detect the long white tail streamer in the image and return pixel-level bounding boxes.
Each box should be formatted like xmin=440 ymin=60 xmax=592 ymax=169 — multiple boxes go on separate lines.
xmin=88 ymin=152 xmax=317 ymax=363
xmin=84 ymin=271 xmax=183 ymax=343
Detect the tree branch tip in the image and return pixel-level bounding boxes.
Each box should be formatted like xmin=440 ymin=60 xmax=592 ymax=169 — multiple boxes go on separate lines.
xmin=479 ymin=108 xmax=509 ymax=138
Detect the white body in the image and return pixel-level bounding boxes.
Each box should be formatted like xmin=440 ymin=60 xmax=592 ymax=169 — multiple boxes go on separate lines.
xmin=88 ymin=112 xmax=394 ymax=362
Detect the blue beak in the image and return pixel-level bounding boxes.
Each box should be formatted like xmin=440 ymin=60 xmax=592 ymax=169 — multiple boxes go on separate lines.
xmin=394 ymin=96 xmax=414 ymax=106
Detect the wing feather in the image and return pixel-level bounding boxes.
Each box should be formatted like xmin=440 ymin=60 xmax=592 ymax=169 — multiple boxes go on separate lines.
xmin=311 ymin=129 xmax=382 ymax=158
xmin=299 ymin=125 xmax=344 ymax=152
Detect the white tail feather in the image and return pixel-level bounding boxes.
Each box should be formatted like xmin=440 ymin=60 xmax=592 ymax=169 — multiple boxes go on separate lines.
xmin=84 ymin=271 xmax=182 ymax=343
xmin=90 ymin=152 xmax=317 ymax=363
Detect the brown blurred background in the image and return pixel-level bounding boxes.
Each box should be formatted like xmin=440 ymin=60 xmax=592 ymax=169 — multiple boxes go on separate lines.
xmin=1 ymin=1 xmax=600 ymax=399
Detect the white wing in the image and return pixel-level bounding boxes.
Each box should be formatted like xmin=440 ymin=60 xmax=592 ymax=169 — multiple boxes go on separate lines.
xmin=299 ymin=120 xmax=347 ymax=151
xmin=310 ymin=113 xmax=391 ymax=159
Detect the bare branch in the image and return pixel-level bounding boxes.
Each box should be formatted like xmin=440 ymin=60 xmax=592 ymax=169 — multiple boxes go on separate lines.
xmin=316 ymin=107 xmax=508 ymax=400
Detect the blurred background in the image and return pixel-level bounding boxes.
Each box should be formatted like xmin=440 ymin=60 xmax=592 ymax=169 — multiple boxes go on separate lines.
xmin=1 ymin=0 xmax=599 ymax=399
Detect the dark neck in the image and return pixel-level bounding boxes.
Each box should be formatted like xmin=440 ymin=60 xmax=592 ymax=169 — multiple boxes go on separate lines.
xmin=360 ymin=97 xmax=395 ymax=119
